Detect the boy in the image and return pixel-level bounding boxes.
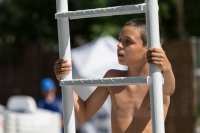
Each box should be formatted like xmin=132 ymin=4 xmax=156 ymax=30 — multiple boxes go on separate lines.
xmin=54 ymin=18 xmax=175 ymax=133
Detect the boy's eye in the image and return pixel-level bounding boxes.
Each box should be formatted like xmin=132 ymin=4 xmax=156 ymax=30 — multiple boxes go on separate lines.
xmin=118 ymin=38 xmax=121 ymax=42
xmin=126 ymin=40 xmax=130 ymax=44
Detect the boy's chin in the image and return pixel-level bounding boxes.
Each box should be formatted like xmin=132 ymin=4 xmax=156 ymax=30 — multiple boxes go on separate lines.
xmin=118 ymin=61 xmax=127 ymax=66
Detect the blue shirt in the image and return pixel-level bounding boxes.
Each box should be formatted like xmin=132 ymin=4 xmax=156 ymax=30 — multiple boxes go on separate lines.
xmin=37 ymin=96 xmax=62 ymax=115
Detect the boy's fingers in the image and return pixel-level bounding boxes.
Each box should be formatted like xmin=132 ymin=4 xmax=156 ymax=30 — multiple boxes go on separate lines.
xmin=55 ymin=59 xmax=74 ymax=64
xmin=147 ymin=48 xmax=164 ymax=53
xmin=61 ymin=71 xmax=71 ymax=74
xmin=60 ymin=63 xmax=71 ymax=68
xmin=147 ymin=60 xmax=163 ymax=66
xmin=54 ymin=63 xmax=72 ymax=71
xmin=60 ymin=68 xmax=72 ymax=72
xmin=146 ymin=53 xmax=164 ymax=58
xmin=151 ymin=61 xmax=162 ymax=65
xmin=55 ymin=70 xmax=70 ymax=75
xmin=147 ymin=48 xmax=157 ymax=52
xmin=55 ymin=58 xmax=74 ymax=62
xmin=55 ymin=63 xmax=71 ymax=68
xmin=146 ymin=57 xmax=163 ymax=62
xmin=55 ymin=59 xmax=68 ymax=64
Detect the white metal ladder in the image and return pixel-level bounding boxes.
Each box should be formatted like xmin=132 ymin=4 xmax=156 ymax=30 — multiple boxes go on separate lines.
xmin=55 ymin=0 xmax=164 ymax=133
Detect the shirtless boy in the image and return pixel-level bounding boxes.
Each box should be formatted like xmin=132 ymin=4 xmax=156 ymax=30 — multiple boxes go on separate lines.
xmin=54 ymin=18 xmax=175 ymax=133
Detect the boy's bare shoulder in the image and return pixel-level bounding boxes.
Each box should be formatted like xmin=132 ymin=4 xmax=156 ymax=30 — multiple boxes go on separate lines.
xmin=104 ymin=69 xmax=127 ymax=78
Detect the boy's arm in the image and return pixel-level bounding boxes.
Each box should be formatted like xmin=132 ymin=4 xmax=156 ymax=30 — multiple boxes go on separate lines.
xmin=73 ymin=85 xmax=109 ymax=124
xmin=162 ymin=68 xmax=175 ymax=95
xmin=54 ymin=59 xmax=110 ymax=124
xmin=146 ymin=48 xmax=175 ymax=96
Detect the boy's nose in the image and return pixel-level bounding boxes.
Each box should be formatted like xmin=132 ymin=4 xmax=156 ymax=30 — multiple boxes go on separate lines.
xmin=117 ymin=42 xmax=123 ymax=49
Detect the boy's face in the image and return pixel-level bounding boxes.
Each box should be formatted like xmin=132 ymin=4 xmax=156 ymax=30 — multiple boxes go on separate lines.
xmin=117 ymin=26 xmax=146 ymax=67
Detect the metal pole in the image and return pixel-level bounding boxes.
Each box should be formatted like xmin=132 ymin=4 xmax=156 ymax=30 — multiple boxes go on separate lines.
xmin=145 ymin=0 xmax=165 ymax=133
xmin=56 ymin=0 xmax=76 ymax=133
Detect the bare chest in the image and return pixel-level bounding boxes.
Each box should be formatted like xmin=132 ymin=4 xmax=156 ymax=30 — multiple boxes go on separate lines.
xmin=108 ymin=85 xmax=151 ymax=117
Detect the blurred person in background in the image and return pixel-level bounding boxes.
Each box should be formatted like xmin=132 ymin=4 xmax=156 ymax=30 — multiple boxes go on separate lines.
xmin=37 ymin=77 xmax=64 ymax=132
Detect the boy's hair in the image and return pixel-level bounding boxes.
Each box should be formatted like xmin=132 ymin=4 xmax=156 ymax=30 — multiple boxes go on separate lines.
xmin=124 ymin=18 xmax=163 ymax=46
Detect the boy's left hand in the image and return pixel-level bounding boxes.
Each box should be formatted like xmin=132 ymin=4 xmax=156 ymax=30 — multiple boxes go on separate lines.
xmin=145 ymin=48 xmax=171 ymax=72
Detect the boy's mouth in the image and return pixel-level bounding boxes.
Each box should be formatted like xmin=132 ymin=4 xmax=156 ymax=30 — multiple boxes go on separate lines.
xmin=118 ymin=52 xmax=124 ymax=57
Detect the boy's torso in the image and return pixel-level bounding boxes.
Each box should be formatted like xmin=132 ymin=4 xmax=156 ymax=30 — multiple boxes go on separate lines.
xmin=106 ymin=70 xmax=170 ymax=133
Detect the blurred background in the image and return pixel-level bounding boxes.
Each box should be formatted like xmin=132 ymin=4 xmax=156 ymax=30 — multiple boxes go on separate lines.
xmin=0 ymin=0 xmax=200 ymax=133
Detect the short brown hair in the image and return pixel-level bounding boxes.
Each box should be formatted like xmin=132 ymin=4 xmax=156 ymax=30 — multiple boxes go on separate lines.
xmin=124 ymin=18 xmax=163 ymax=46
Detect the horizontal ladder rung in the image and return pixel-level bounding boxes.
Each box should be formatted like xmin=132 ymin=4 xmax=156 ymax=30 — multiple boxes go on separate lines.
xmin=55 ymin=3 xmax=146 ymax=20
xmin=60 ymin=76 xmax=150 ymax=86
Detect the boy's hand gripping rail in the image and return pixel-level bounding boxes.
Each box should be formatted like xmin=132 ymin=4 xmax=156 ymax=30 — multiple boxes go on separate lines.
xmin=55 ymin=3 xmax=146 ymax=20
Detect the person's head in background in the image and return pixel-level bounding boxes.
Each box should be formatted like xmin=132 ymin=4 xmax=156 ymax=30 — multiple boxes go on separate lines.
xmin=40 ymin=78 xmax=57 ymax=99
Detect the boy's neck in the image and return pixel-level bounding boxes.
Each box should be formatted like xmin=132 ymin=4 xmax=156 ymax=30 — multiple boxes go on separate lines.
xmin=127 ymin=63 xmax=148 ymax=77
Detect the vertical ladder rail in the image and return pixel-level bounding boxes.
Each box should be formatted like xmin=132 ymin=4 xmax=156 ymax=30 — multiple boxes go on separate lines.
xmin=145 ymin=0 xmax=165 ymax=133
xmin=56 ymin=0 xmax=76 ymax=133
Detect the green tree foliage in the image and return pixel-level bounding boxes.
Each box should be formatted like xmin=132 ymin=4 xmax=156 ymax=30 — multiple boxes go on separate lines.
xmin=0 ymin=0 xmax=199 ymax=50
xmin=0 ymin=0 xmax=57 ymax=47
xmin=184 ymin=0 xmax=200 ymax=37
xmin=159 ymin=0 xmax=178 ymax=40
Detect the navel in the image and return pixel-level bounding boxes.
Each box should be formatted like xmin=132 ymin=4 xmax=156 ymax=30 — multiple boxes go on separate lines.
xmin=116 ymin=106 xmax=120 ymax=111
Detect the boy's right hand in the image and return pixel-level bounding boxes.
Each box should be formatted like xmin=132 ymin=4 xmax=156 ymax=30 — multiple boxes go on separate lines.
xmin=54 ymin=59 xmax=73 ymax=81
